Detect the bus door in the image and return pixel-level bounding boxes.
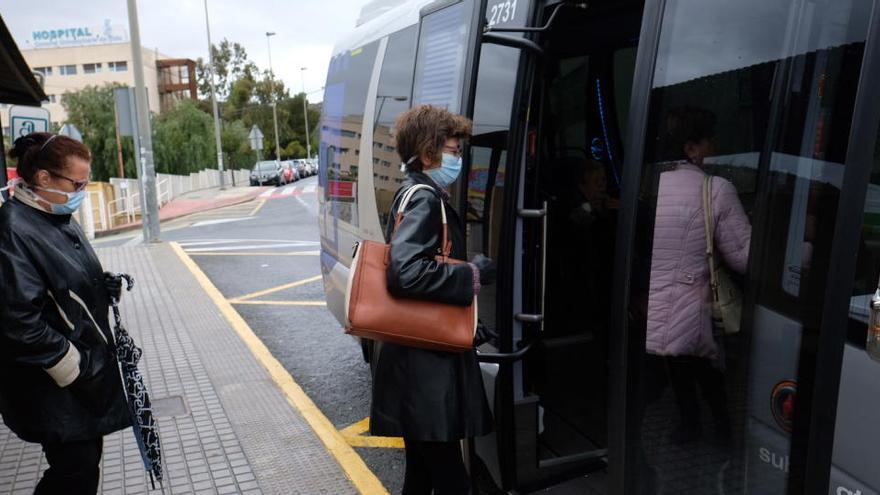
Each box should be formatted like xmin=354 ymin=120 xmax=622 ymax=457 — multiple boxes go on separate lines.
xmin=462 ymin=0 xmax=645 ymax=491
xmin=613 ymin=0 xmax=880 ymax=493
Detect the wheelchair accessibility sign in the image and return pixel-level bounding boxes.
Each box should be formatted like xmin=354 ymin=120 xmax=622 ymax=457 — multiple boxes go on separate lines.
xmin=9 ymin=106 xmax=51 ymax=138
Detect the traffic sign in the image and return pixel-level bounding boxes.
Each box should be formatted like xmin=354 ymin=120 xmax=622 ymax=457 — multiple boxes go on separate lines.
xmin=248 ymin=125 xmax=264 ymax=151
xmin=9 ymin=106 xmax=51 ymax=139
xmin=59 ymin=123 xmax=83 ymax=142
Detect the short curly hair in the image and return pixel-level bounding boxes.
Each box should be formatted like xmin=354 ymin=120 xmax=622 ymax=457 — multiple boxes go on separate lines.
xmin=394 ymin=105 xmax=472 ymax=173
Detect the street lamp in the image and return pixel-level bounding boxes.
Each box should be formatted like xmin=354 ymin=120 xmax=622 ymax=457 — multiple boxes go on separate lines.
xmin=204 ymin=0 xmax=226 ymax=190
xmin=300 ymin=67 xmax=310 ymax=159
xmin=265 ymin=32 xmax=282 ymax=162
xmin=373 ymin=95 xmax=408 ymax=131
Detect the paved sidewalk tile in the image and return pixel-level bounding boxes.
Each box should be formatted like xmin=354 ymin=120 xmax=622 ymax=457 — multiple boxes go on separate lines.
xmin=0 ymin=244 xmax=356 ymax=494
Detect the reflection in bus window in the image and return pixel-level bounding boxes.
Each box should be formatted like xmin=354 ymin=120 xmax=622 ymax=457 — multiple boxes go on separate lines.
xmin=466 ymin=43 xmax=520 ymax=339
xmin=832 ymin=126 xmax=880 ymax=493
xmin=373 ymin=26 xmax=417 ymax=232
xmin=630 ymin=0 xmax=872 ymax=493
xmin=320 ymin=42 xmax=379 ymax=228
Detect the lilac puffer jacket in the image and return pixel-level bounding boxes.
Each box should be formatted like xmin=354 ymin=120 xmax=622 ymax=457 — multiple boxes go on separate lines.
xmin=646 ymin=163 xmax=751 ymax=360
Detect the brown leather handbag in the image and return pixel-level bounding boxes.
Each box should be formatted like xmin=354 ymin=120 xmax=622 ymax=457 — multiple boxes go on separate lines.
xmin=344 ymin=184 xmax=477 ymax=352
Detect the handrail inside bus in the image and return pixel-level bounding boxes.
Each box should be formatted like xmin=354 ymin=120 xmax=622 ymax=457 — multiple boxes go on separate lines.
xmin=481 ymin=33 xmax=545 ymax=56
xmin=476 ymin=338 xmax=537 ymax=363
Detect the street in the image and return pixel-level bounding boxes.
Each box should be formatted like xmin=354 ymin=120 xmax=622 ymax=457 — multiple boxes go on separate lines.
xmin=97 ymin=175 xmax=406 ymax=493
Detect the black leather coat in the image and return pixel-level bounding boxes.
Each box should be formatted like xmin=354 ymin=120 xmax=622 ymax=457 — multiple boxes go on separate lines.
xmin=0 ymin=198 xmax=131 ymax=444
xmin=370 ymin=173 xmax=493 ymax=441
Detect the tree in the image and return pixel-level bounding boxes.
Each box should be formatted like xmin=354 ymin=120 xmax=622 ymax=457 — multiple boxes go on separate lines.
xmin=196 ymin=39 xmax=258 ymax=100
xmin=152 ymin=99 xmax=216 ymax=175
xmin=220 ymin=119 xmax=253 ymax=171
xmin=62 ymin=84 xmax=136 ymax=182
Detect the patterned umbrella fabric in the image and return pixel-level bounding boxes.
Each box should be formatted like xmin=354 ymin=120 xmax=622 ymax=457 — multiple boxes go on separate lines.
xmin=110 ymin=274 xmax=164 ymax=489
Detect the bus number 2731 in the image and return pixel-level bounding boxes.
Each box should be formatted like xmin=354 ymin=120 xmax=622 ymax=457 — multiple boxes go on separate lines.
xmin=488 ymin=0 xmax=517 ymax=27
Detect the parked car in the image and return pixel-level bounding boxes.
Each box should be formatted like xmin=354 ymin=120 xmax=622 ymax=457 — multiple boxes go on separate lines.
xmin=250 ymin=160 xmax=283 ymax=186
xmin=292 ymin=159 xmax=309 ymax=178
xmin=307 ymin=159 xmax=318 ymax=176
xmin=281 ymin=161 xmax=298 ymax=184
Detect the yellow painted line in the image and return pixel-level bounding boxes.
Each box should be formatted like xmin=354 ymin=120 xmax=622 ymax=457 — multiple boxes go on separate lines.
xmin=230 ymin=300 xmax=327 ymax=307
xmin=339 ymin=418 xmax=404 ymax=449
xmin=250 ymin=199 xmax=267 ymax=217
xmin=187 ymin=251 xmax=320 ymax=257
xmin=170 ymin=242 xmax=388 ymax=495
xmin=339 ymin=417 xmax=371 ymax=436
xmin=342 ymin=435 xmax=405 ymax=449
xmin=233 ymin=275 xmax=323 ymax=302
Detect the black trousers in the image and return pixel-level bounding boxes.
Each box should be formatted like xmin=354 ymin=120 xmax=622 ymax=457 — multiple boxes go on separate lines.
xmin=667 ymin=355 xmax=729 ymax=432
xmin=35 ymin=438 xmax=103 ymax=495
xmin=402 ymin=438 xmax=470 ymax=495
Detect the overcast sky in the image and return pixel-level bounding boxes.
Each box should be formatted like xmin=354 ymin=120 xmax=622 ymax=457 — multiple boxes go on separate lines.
xmin=1 ymin=0 xmax=368 ymax=102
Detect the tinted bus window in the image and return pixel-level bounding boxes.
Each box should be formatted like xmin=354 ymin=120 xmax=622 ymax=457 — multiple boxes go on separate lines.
xmin=465 ymin=43 xmax=520 ymax=337
xmin=374 ymin=26 xmax=418 ymax=232
xmin=628 ymin=0 xmax=872 ymax=492
xmin=412 ymin=0 xmax=471 ymax=111
xmin=320 ymin=41 xmax=380 ymax=228
xmin=831 ymin=127 xmax=880 ymax=495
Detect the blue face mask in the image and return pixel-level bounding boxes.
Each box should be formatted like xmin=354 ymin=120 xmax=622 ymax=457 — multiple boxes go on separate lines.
xmin=37 ymin=186 xmax=86 ymax=215
xmin=425 ymin=153 xmax=462 ymax=188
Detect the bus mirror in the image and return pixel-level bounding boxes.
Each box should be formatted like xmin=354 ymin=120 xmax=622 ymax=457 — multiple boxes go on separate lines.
xmin=868 ymin=288 xmax=880 ymax=361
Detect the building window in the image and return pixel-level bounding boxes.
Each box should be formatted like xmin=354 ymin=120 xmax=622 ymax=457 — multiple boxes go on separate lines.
xmin=83 ymin=63 xmax=102 ymax=74
xmin=33 ymin=66 xmax=52 ymax=77
xmin=108 ymin=61 xmax=128 ymax=72
xmin=59 ymin=65 xmax=77 ymax=76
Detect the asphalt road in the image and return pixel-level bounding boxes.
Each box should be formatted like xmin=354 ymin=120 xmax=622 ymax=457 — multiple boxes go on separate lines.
xmin=98 ymin=176 xmax=407 ymax=493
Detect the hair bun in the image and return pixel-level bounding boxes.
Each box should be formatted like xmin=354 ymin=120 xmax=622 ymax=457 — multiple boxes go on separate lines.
xmin=9 ymin=133 xmax=52 ymax=161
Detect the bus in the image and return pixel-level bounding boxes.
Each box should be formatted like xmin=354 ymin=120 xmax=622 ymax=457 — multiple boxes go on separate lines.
xmin=317 ymin=0 xmax=880 ymax=493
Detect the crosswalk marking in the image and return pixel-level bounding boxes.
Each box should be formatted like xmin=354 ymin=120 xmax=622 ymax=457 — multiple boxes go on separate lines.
xmin=255 ymin=183 xmax=318 ymax=201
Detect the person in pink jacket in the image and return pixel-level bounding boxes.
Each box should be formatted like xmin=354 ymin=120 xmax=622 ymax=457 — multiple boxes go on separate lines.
xmin=646 ymin=107 xmax=751 ymax=445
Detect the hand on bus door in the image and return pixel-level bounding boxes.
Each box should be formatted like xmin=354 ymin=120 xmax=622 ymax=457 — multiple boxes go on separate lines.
xmin=471 ymin=254 xmax=497 ymax=286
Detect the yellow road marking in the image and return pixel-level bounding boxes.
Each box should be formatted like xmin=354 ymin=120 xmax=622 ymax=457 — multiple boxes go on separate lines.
xmin=170 ymin=242 xmax=388 ymax=495
xmin=187 ymin=251 xmax=320 ymax=257
xmin=231 ymin=300 xmax=327 ymax=306
xmin=339 ymin=418 xmax=405 ymax=449
xmin=250 ymin=199 xmax=267 ymax=217
xmin=232 ymin=275 xmax=323 ymax=302
xmin=339 ymin=417 xmax=371 ymax=436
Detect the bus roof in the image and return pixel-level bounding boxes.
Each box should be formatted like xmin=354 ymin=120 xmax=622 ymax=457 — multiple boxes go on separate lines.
xmin=332 ymin=0 xmax=434 ymax=56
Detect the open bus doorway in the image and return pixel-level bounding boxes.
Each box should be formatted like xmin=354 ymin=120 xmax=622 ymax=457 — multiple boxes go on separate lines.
xmin=467 ymin=1 xmax=643 ymax=491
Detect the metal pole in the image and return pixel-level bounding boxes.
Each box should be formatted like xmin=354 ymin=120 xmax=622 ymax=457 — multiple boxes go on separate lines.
xmin=300 ymin=67 xmax=310 ymax=159
xmin=0 ymin=124 xmax=8 ymax=202
xmin=204 ymin=0 xmax=226 ymax=190
xmin=266 ymin=32 xmax=281 ymax=161
xmin=113 ymin=102 xmax=125 ymax=178
xmin=125 ymin=0 xmax=160 ymax=243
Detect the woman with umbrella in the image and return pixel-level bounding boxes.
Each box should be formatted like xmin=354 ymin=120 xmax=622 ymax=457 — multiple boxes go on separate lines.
xmin=0 ymin=133 xmax=132 ymax=493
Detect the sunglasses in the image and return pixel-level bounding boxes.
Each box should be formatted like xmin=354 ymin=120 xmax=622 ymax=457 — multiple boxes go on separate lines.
xmin=48 ymin=170 xmax=89 ymax=192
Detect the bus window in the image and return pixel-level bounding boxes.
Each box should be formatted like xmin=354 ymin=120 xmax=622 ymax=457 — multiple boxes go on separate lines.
xmin=373 ymin=26 xmax=417 ymax=232
xmin=466 ymin=42 xmax=520 ymax=343
xmin=628 ymin=0 xmax=872 ymax=492
xmin=831 ymin=126 xmax=880 ymax=494
xmin=320 ymin=41 xmax=379 ymax=228
xmin=412 ymin=0 xmax=471 ymax=111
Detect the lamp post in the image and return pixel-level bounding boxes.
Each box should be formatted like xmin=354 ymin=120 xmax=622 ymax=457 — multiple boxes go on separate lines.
xmin=300 ymin=67 xmax=310 ymax=159
xmin=265 ymin=32 xmax=281 ymax=162
xmin=204 ymin=0 xmax=225 ymax=189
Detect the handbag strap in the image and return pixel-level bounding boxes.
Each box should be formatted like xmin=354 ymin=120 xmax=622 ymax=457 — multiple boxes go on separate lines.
xmin=392 ymin=184 xmax=451 ymax=258
xmin=703 ymin=175 xmax=719 ymax=302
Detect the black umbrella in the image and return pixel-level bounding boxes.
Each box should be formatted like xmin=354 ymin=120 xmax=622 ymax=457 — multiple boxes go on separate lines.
xmin=109 ymin=274 xmax=164 ymax=489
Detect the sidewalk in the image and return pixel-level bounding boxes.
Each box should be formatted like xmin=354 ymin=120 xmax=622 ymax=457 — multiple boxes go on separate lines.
xmin=0 ymin=243 xmax=368 ymax=494
xmin=98 ymin=186 xmax=271 ymax=238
